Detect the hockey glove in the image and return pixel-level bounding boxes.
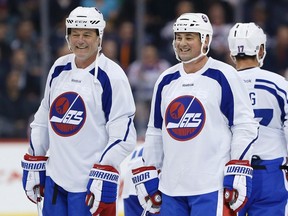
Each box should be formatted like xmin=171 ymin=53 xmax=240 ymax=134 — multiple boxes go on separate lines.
xmin=223 ymin=160 xmax=253 ymax=212
xmin=86 ymin=164 xmax=119 ymax=215
xmin=21 ymin=153 xmax=48 ymax=203
xmin=132 ymin=166 xmax=162 ymax=214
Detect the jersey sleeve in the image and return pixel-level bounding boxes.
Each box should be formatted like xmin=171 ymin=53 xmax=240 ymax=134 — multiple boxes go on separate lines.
xmin=281 ymin=79 xmax=288 ymax=151
xmin=142 ymin=76 xmax=165 ymax=169
xmin=99 ymin=71 xmax=137 ymax=169
xmin=228 ymin=71 xmax=259 ymax=161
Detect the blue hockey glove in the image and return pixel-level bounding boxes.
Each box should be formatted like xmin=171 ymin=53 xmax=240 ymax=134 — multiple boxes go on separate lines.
xmin=223 ymin=160 xmax=253 ymax=212
xmin=132 ymin=166 xmax=162 ymax=214
xmin=86 ymin=164 xmax=119 ymax=215
xmin=21 ymin=154 xmax=48 ymax=203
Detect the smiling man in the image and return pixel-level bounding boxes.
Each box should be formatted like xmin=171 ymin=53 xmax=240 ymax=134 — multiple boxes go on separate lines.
xmin=21 ymin=7 xmax=136 ymax=216
xmin=131 ymin=13 xmax=259 ymax=216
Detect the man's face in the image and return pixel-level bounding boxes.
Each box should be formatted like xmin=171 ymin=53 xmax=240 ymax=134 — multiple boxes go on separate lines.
xmin=68 ymin=28 xmax=99 ymax=62
xmin=174 ymin=32 xmax=202 ymax=62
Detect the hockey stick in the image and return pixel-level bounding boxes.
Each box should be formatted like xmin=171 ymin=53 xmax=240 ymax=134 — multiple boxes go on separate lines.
xmin=32 ymin=168 xmax=43 ymax=216
xmin=141 ymin=200 xmax=152 ymax=216
xmin=35 ymin=186 xmax=43 ymax=216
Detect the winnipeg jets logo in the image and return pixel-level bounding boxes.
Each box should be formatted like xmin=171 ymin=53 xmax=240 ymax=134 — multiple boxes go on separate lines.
xmin=165 ymin=95 xmax=205 ymax=141
xmin=50 ymin=92 xmax=86 ymax=137
xmin=50 ymin=95 xmax=83 ymax=125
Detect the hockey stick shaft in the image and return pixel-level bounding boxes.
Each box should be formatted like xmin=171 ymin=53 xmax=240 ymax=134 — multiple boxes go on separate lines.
xmin=141 ymin=207 xmax=147 ymax=216
xmin=35 ymin=186 xmax=43 ymax=216
xmin=141 ymin=201 xmax=152 ymax=216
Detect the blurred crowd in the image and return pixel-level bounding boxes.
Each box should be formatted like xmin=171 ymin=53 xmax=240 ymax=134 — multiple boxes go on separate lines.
xmin=0 ymin=0 xmax=287 ymax=139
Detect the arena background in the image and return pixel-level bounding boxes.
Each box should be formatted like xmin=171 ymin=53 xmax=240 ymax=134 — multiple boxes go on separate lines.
xmin=0 ymin=0 xmax=287 ymax=215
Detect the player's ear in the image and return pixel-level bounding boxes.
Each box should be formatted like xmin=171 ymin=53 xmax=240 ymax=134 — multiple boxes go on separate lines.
xmin=203 ymin=35 xmax=210 ymax=51
xmin=258 ymin=44 xmax=265 ymax=59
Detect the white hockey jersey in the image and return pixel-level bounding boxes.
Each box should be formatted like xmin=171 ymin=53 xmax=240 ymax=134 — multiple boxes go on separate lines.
xmin=28 ymin=53 xmax=136 ymax=192
xmin=237 ymin=67 xmax=288 ymax=159
xmin=143 ymin=57 xmax=259 ymax=196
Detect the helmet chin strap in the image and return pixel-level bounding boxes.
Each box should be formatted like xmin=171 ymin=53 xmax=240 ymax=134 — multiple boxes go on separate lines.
xmin=65 ymin=35 xmax=72 ymax=51
xmin=93 ymin=47 xmax=101 ymax=83
xmin=65 ymin=33 xmax=102 ymax=83
xmin=230 ymin=49 xmax=267 ymax=68
xmin=257 ymin=50 xmax=266 ymax=67
xmin=94 ymin=37 xmax=103 ymax=83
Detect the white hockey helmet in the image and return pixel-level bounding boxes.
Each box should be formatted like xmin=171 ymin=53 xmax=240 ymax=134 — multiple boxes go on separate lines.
xmin=228 ymin=22 xmax=266 ymax=66
xmin=66 ymin=7 xmax=106 ymax=41
xmin=173 ymin=13 xmax=213 ymax=63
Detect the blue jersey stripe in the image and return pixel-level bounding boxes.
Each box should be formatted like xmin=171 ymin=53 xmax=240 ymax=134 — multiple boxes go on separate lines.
xmin=99 ymin=139 xmax=121 ymax=163
xmin=255 ymin=83 xmax=286 ymax=123
xmin=154 ymin=71 xmax=181 ymax=129
xmin=99 ymin=116 xmax=133 ymax=163
xmin=256 ymin=79 xmax=288 ymax=102
xmin=138 ymin=147 xmax=143 ymax=157
xmin=123 ymin=117 xmax=132 ymax=141
xmin=90 ymin=67 xmax=112 ymax=122
xmin=131 ymin=146 xmax=143 ymax=160
xmin=99 ymin=117 xmax=132 ymax=162
xmin=202 ymin=69 xmax=234 ymax=126
xmin=49 ymin=62 xmax=72 ymax=87
xmin=30 ymin=140 xmax=35 ymax=156
xmin=131 ymin=149 xmax=137 ymax=159
xmin=239 ymin=129 xmax=258 ymax=160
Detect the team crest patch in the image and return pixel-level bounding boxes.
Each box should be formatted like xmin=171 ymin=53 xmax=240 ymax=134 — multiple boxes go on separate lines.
xmin=49 ymin=92 xmax=86 ymax=137
xmin=165 ymin=95 xmax=205 ymax=141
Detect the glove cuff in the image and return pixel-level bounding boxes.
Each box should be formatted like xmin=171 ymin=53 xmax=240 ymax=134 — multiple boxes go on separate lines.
xmin=132 ymin=166 xmax=158 ymax=185
xmin=224 ymin=160 xmax=253 ymax=178
xmin=92 ymin=164 xmax=119 ymax=173
xmin=24 ymin=154 xmax=48 ymax=161
xmin=89 ymin=164 xmax=119 ymax=184
xmin=22 ymin=154 xmax=48 ymax=171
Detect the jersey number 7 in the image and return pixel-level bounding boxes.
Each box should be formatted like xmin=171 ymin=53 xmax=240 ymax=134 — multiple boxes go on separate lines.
xmin=254 ymin=108 xmax=273 ymax=126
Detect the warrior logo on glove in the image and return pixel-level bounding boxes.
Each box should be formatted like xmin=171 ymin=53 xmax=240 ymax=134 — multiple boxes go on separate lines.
xmin=132 ymin=166 xmax=162 ymax=214
xmin=21 ymin=154 xmax=48 ymax=204
xmin=223 ymin=160 xmax=253 ymax=212
xmin=86 ymin=164 xmax=120 ymax=215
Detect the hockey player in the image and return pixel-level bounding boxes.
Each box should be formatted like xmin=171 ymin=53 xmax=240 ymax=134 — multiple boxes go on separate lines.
xmin=131 ymin=13 xmax=259 ymax=215
xmin=228 ymin=22 xmax=288 ymax=216
xmin=21 ymin=6 xmax=136 ymax=216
